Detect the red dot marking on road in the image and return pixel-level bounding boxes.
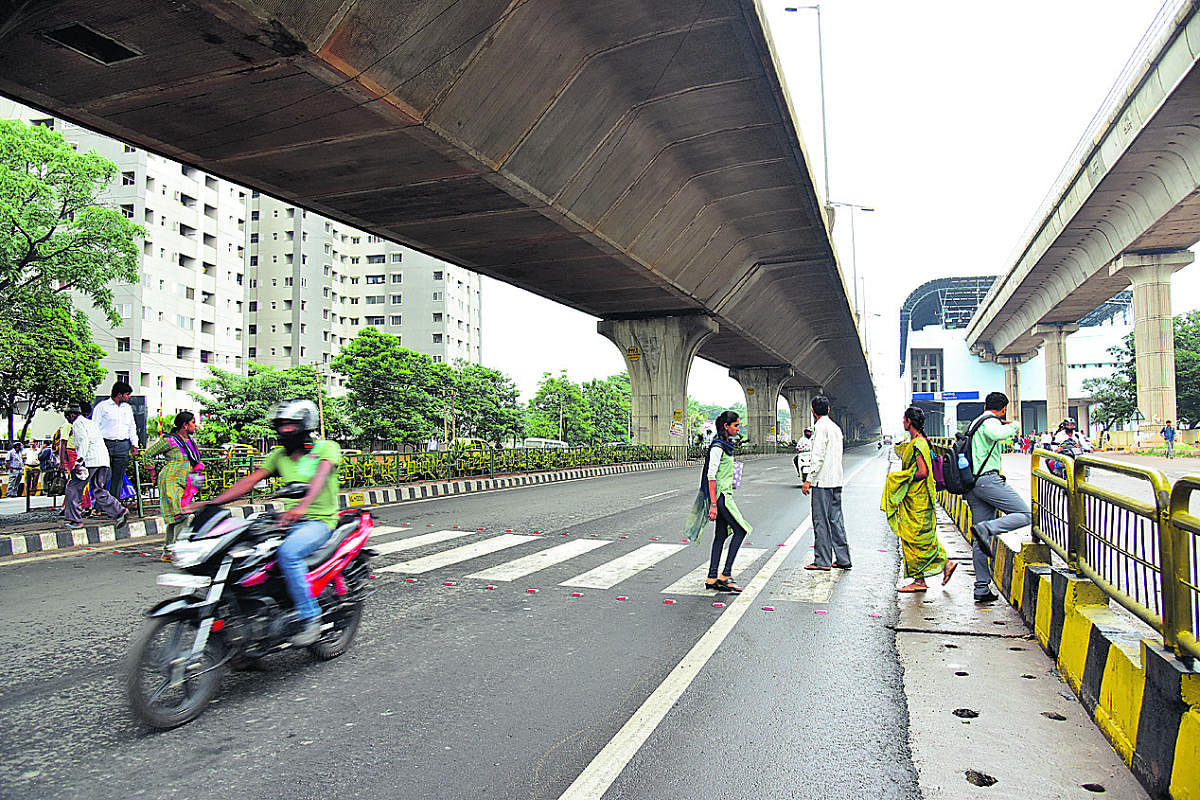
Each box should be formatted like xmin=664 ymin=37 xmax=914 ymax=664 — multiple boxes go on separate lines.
xmin=506 ymin=529 xmax=513 ymax=532
xmin=570 ymin=592 xmax=583 ymax=597
xmin=484 ymin=585 xmax=496 ymax=590
xmin=477 ymin=527 xmax=484 ymax=531
xmin=560 ymin=532 xmax=569 ymax=536
xmin=663 ymin=599 xmax=676 ymax=604
xmin=762 ymin=606 xmax=775 ymax=612
xmin=868 ymin=613 xmax=882 ymax=618
xmin=712 ymin=602 xmax=726 ymax=608
xmin=777 ymin=543 xmax=786 ymax=547
xmin=589 ymin=534 xmax=597 ymax=537
xmin=452 ymin=525 xmax=459 ymax=529
xmin=814 ymin=610 xmax=828 ymax=615
xmin=443 ymin=581 xmax=455 ymax=586
xmin=405 ymin=578 xmax=417 ymax=582
xmin=526 ymin=588 xmax=538 ymax=593
xmin=650 ymin=537 xmax=659 ymax=541
xmin=617 ymin=596 xmax=628 ymax=601
xmin=533 ymin=530 xmax=540 ymax=534
xmin=619 ymin=535 xmax=628 ymax=539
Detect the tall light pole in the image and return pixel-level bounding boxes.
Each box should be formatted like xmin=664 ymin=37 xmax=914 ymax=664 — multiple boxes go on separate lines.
xmin=784 ymin=5 xmax=829 ymax=203
xmin=828 ymin=200 xmax=873 ymax=319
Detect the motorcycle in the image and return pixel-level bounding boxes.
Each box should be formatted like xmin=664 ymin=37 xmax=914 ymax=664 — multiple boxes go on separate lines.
xmin=1046 ymin=439 xmax=1089 ymax=481
xmin=125 ymin=483 xmax=376 ymax=729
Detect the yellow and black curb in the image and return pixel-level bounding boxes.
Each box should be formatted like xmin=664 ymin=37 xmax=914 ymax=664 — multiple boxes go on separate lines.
xmin=988 ymin=532 xmax=1200 ymax=799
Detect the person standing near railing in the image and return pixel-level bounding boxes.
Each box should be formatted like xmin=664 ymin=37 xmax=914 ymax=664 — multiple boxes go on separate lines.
xmin=963 ymin=391 xmax=1030 ymax=604
xmin=1160 ymin=420 xmax=1176 ymax=458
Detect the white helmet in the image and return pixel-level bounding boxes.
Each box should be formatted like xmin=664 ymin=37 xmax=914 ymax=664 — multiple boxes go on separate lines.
xmin=270 ymin=399 xmax=319 ymax=432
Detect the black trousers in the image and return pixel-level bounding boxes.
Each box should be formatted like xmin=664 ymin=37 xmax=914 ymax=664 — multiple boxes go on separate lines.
xmin=708 ymin=495 xmax=748 ymax=579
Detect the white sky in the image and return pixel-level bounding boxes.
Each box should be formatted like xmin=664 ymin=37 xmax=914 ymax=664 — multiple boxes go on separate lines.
xmin=480 ymin=1 xmax=1200 ymax=420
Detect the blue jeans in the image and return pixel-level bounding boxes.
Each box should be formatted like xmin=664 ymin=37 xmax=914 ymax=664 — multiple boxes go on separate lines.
xmin=277 ymin=519 xmax=332 ymax=622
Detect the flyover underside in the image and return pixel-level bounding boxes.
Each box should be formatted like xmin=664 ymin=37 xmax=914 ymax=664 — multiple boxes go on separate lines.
xmin=967 ymin=11 xmax=1200 ymax=358
xmin=0 ymin=0 xmax=877 ymax=426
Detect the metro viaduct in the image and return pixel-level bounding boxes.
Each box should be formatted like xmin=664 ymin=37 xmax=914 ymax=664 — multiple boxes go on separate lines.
xmin=0 ymin=0 xmax=879 ymax=444
xmin=966 ymin=1 xmax=1200 ymax=432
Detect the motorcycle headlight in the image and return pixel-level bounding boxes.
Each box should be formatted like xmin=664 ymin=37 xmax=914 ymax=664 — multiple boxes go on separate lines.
xmin=169 ymin=539 xmax=217 ymax=569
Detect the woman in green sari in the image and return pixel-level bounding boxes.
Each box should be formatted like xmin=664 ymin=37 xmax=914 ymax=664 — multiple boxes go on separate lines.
xmin=881 ymin=407 xmax=956 ymax=592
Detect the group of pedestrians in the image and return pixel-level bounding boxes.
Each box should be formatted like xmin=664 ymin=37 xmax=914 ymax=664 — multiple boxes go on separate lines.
xmin=685 ymin=389 xmax=1029 ymax=607
xmin=5 ymin=439 xmax=53 ymax=498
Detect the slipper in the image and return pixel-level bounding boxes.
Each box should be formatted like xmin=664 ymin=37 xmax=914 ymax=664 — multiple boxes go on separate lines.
xmin=714 ymin=578 xmax=743 ymax=593
xmin=898 ymin=583 xmax=928 ymax=592
xmin=942 ymin=561 xmax=958 ymax=585
xmin=805 ymin=564 xmax=831 ymax=571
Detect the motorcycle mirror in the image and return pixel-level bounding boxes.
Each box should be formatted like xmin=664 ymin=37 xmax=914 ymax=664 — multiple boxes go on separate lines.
xmin=273 ymin=482 xmax=309 ymax=500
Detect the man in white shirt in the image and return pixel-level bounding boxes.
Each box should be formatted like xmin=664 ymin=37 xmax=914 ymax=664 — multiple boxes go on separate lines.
xmin=92 ymin=380 xmax=139 ymax=501
xmin=803 ymin=395 xmax=850 ymax=570
xmin=62 ymin=403 xmax=127 ymax=528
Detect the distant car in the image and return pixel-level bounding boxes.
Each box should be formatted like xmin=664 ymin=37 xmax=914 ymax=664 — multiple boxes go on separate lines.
xmin=882 ymin=435 xmax=894 ymax=445
xmin=522 ymin=437 xmax=569 ymax=450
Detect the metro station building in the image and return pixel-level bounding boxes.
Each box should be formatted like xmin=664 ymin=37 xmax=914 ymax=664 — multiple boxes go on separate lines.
xmin=900 ymin=277 xmax=1132 ymax=437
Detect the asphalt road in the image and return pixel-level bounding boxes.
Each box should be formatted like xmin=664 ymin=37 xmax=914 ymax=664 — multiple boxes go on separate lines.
xmin=0 ymin=446 xmax=1128 ymax=800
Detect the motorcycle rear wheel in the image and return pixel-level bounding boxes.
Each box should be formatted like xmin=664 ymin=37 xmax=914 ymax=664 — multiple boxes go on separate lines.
xmin=126 ymin=615 xmax=227 ymax=729
xmin=309 ymin=598 xmax=363 ymax=660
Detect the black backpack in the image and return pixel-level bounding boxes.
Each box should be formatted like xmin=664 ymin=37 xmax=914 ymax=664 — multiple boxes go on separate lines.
xmin=941 ymin=414 xmax=998 ymax=496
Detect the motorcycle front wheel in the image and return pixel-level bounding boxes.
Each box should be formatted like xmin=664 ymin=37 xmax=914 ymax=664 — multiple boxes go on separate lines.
xmin=125 ymin=614 xmax=227 ymax=729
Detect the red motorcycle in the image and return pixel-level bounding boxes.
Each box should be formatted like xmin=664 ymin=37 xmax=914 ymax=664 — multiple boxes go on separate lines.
xmin=125 ymin=484 xmax=376 ymax=728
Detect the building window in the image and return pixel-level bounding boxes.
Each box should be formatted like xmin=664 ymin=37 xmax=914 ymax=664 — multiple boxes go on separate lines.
xmin=432 ymin=312 xmax=442 ymax=322
xmin=116 ymin=370 xmax=130 ymax=385
xmin=31 ymin=118 xmax=53 ymax=129
xmin=432 ymin=291 xmax=442 ymax=301
xmin=432 ymin=333 xmax=443 ymax=344
xmin=433 ymin=270 xmax=443 ymax=280
xmin=121 ymin=171 xmax=135 ymax=185
xmin=115 ymin=303 xmax=132 ymax=318
xmin=391 ymin=273 xmax=402 ymax=284
xmin=120 ymin=204 xmax=134 ymax=219
xmin=390 ymin=315 xmax=402 ymax=326
xmin=911 ymin=350 xmax=943 ymax=395
xmin=248 ymin=324 xmax=257 ymax=335
xmin=366 ymin=315 xmax=385 ymax=325
xmin=391 ymin=253 xmax=403 ymax=263
xmin=390 ymin=294 xmax=402 ymax=304
xmin=116 ymin=337 xmax=130 ymax=352
xmin=248 ymin=347 xmax=257 ymax=358
xmin=367 ymin=255 xmax=385 ymax=264
xmin=365 ymin=295 xmax=385 ymax=305
xmin=366 ymin=275 xmax=385 ymax=284
xmin=177 ymin=315 xmax=193 ymax=330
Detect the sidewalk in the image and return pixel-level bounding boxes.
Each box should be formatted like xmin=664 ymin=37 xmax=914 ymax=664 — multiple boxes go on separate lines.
xmin=0 ymin=459 xmax=684 ymax=558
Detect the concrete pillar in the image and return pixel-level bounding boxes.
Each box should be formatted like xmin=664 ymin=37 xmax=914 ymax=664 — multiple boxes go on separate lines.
xmin=781 ymin=387 xmax=815 ymax=440
xmin=1000 ymin=355 xmax=1026 ymax=428
xmin=1078 ymin=402 xmax=1091 ymax=437
xmin=1034 ymin=323 xmax=1079 ymax=429
xmin=1109 ymin=251 xmax=1194 ymax=429
xmin=598 ymin=314 xmax=718 ymax=446
xmin=729 ymin=366 xmax=793 ymax=448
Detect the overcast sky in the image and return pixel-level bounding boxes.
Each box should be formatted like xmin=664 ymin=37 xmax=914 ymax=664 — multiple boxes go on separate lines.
xmin=480 ymin=1 xmax=1200 ymax=419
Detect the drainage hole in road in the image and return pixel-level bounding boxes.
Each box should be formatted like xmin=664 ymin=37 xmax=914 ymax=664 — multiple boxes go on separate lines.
xmin=952 ymin=708 xmax=979 ymax=719
xmin=943 ymin=643 xmax=959 ymax=649
xmin=1008 ymin=646 xmax=1025 ymax=651
xmin=1021 ymin=674 xmax=1037 ymax=679
xmin=1041 ymin=711 xmax=1066 ymax=721
xmin=1081 ymin=784 xmax=1106 ymax=793
xmin=954 ymin=671 xmax=969 ymax=676
xmin=965 ymin=770 xmax=997 ymax=787
xmin=992 ymin=620 xmax=1006 ymax=625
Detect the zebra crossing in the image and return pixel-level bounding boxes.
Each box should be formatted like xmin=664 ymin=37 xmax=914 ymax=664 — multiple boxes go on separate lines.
xmin=364 ymin=525 xmax=844 ymax=600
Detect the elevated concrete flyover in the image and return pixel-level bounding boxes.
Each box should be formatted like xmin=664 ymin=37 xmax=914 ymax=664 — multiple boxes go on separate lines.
xmin=0 ymin=0 xmax=878 ymax=443
xmin=966 ymin=0 xmax=1200 ymax=430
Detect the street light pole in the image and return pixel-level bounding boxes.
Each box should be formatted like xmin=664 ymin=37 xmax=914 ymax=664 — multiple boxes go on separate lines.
xmin=784 ymin=5 xmax=829 ymax=202
xmin=828 ymin=200 xmax=873 ymax=319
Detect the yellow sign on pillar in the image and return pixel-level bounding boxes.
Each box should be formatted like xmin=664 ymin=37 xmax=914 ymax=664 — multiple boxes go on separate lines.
xmin=746 ymin=387 xmax=756 ymax=396
xmin=673 ymin=408 xmax=683 ymax=422
xmin=626 ymin=346 xmax=641 ymax=362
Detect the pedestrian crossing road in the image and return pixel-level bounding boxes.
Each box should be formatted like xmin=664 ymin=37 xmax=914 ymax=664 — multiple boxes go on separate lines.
xmin=364 ymin=525 xmax=842 ymax=601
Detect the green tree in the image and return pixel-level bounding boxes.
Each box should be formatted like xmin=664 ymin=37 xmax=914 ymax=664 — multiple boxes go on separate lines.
xmin=332 ymin=328 xmax=451 ymax=445
xmin=0 ymin=120 xmax=143 ymax=324
xmin=0 ymin=294 xmax=106 ymax=440
xmin=582 ymin=373 xmax=631 ymax=443
xmin=452 ymin=361 xmax=523 ymax=445
xmin=1175 ymin=310 xmax=1200 ymax=427
xmin=190 ymin=362 xmax=326 ymax=447
xmin=526 ymin=371 xmax=593 ymax=445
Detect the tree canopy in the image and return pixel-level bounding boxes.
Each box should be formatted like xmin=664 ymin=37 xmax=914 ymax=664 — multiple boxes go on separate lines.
xmin=189 ymin=362 xmax=339 ymax=447
xmin=526 ymin=371 xmax=594 ymax=445
xmin=0 ymin=119 xmax=142 ymax=324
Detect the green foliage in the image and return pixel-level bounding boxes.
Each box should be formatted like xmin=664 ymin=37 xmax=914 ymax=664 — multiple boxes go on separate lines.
xmin=190 ymin=362 xmax=328 ymax=447
xmin=526 ymin=371 xmax=594 ymax=445
xmin=331 ymin=327 xmax=452 ymax=445
xmin=1084 ymin=315 xmax=1200 ymax=428
xmin=0 ymin=292 xmax=106 ymax=439
xmin=451 ymin=360 xmax=523 ymax=445
xmin=582 ymin=373 xmax=631 ymax=444
xmin=1176 ymin=310 xmax=1200 ymax=427
xmin=0 ymin=120 xmax=143 ymax=324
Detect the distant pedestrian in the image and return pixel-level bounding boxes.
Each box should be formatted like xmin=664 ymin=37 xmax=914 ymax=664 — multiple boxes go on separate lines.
xmin=963 ymin=392 xmax=1030 ymax=603
xmin=804 ymin=395 xmax=850 ymax=571
xmin=142 ymin=412 xmax=204 ymax=560
xmin=22 ymin=440 xmax=40 ymax=496
xmin=794 ymin=426 xmax=813 ymax=481
xmin=6 ymin=442 xmax=23 ymax=497
xmin=92 ymin=380 xmax=139 ymax=503
xmin=61 ymin=403 xmax=128 ymax=529
xmin=682 ymin=410 xmax=752 ymax=593
xmin=1161 ymin=421 xmax=1176 ymax=458
xmin=882 ymin=407 xmax=956 ymax=592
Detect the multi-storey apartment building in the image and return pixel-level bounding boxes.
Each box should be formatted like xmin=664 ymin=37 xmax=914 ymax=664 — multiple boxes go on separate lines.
xmin=4 ymin=100 xmax=483 ymax=430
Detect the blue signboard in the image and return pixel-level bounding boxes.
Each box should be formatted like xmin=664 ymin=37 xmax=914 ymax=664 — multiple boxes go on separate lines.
xmin=911 ymin=392 xmax=935 ymax=402
xmin=939 ymin=391 xmax=979 ymax=401
xmin=910 ymin=391 xmax=979 ymax=402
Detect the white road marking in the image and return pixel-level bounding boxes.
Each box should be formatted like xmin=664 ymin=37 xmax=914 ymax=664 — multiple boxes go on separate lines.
xmin=556 ymin=455 xmax=878 ymax=800
xmin=377 ymin=534 xmax=537 ymax=575
xmin=370 ymin=528 xmax=475 ymax=556
xmin=368 ymin=524 xmax=405 ymax=538
xmin=770 ymin=566 xmax=843 ymax=603
xmin=639 ymin=489 xmax=679 ymax=500
xmin=560 ymin=543 xmax=686 ymax=589
xmin=467 ymin=539 xmax=612 ymax=581
xmin=659 ymin=548 xmax=768 ymax=595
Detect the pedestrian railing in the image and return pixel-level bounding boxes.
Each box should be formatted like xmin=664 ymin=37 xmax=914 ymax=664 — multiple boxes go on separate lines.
xmin=1167 ymin=477 xmax=1200 ymax=660
xmin=1031 ymin=448 xmax=1075 ymax=567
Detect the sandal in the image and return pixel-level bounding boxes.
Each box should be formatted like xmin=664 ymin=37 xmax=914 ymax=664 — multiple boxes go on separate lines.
xmin=714 ymin=578 xmax=743 ymax=593
xmin=942 ymin=561 xmax=958 ymax=586
xmin=704 ymin=580 xmax=722 ymax=591
xmin=898 ymin=582 xmax=928 ymax=593
xmin=805 ymin=563 xmax=831 ymax=571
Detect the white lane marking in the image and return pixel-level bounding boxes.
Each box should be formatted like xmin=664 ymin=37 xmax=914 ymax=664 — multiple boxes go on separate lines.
xmin=659 ymin=548 xmax=768 ymax=595
xmin=369 ymin=529 xmax=475 ymax=557
xmin=560 ymin=543 xmax=686 ymax=589
xmin=771 ymin=566 xmax=843 ymax=603
xmin=377 ymin=534 xmax=537 ymax=575
xmin=368 ymin=524 xmax=406 ymax=538
xmin=556 ymin=455 xmax=878 ymax=800
xmin=639 ymin=489 xmax=679 ymax=500
xmin=467 ymin=539 xmax=612 ymax=581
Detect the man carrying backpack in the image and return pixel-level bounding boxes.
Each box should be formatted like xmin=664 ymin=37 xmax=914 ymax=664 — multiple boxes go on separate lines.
xmin=964 ymin=391 xmax=1029 ymax=603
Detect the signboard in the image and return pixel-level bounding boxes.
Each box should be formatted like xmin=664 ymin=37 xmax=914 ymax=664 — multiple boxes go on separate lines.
xmin=672 ymin=408 xmax=683 ymax=422
xmin=911 ymin=391 xmax=979 ymax=402
xmin=938 ymin=391 xmax=979 ymax=401
xmin=626 ymin=346 xmax=641 ymax=362
xmin=669 ymin=420 xmax=685 ymax=438
xmin=745 ymin=387 xmax=756 ymax=396
xmin=347 ymin=492 xmax=366 ymax=507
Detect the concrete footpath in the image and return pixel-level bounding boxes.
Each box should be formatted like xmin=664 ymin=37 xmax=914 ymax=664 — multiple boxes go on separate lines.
xmin=0 ymin=459 xmax=682 ymax=558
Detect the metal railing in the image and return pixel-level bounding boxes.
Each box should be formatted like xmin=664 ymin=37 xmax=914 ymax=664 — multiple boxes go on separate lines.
xmin=1167 ymin=477 xmax=1200 ymax=660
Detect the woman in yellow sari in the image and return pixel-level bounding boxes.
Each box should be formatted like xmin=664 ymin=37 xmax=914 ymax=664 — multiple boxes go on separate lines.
xmin=881 ymin=407 xmax=956 ymax=592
